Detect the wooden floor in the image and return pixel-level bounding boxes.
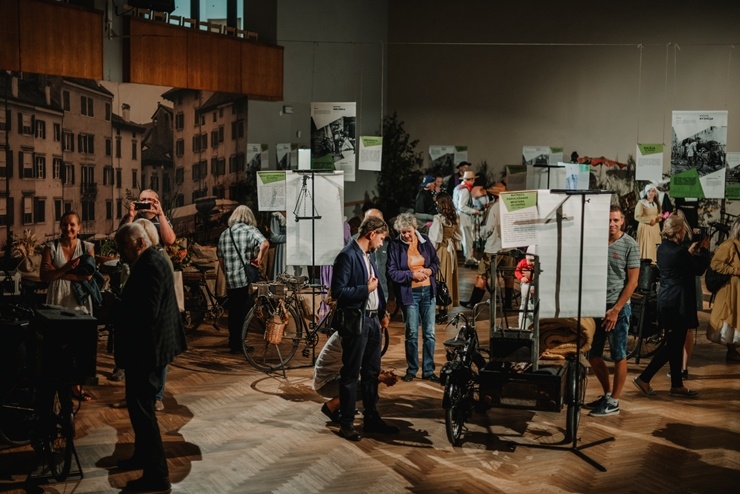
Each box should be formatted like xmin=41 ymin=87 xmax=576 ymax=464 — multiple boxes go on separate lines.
xmin=1 ymin=264 xmax=739 ymax=493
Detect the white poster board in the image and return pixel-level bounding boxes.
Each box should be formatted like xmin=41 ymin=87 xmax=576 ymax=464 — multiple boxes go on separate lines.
xmin=256 ymin=171 xmax=286 ymax=212
xmin=635 ymin=143 xmax=664 ymax=182
xmin=535 ymin=191 xmax=611 ymax=318
xmin=286 ymin=171 xmax=345 ymax=266
xmin=358 ymin=136 xmax=383 ymax=171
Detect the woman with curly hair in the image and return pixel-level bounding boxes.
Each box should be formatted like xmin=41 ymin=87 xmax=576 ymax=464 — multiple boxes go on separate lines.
xmin=428 ymin=192 xmax=461 ymax=323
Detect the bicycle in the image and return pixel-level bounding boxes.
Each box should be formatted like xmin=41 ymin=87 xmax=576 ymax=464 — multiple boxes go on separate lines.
xmin=181 ymin=263 xmax=226 ymax=332
xmin=241 ymin=274 xmax=389 ymax=374
xmin=0 ymin=303 xmax=81 ymax=482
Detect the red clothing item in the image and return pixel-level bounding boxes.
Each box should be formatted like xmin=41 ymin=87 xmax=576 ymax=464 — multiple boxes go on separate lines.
xmin=514 ymin=258 xmax=535 ymax=283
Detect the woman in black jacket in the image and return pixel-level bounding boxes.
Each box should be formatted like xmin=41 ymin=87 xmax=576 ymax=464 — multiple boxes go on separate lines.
xmin=633 ymin=213 xmax=709 ymax=398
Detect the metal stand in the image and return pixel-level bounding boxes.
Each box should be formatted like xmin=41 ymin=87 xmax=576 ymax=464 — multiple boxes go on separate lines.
xmin=532 ymin=163 xmax=562 ymax=189
xmin=512 ymin=190 xmax=615 ymax=472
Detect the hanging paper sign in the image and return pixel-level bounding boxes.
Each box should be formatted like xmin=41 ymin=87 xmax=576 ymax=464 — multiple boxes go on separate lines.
xmin=635 ymin=143 xmax=664 ymax=182
xmin=499 ymin=191 xmax=538 ymax=248
xmin=358 ymin=136 xmax=383 ymax=171
xmin=670 ymin=111 xmax=727 ymax=198
xmin=310 ymin=102 xmax=356 ymax=179
xmin=276 ymin=143 xmax=298 ymax=170
xmin=247 ymin=143 xmax=269 ymax=170
xmin=256 ymin=171 xmax=286 ymax=211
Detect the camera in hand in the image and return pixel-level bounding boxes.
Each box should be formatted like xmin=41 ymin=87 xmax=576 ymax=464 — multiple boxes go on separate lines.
xmin=134 ymin=201 xmax=151 ymax=210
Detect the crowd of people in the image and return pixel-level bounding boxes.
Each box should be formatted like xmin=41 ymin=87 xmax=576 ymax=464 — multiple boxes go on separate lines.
xmin=29 ymin=163 xmax=740 ymax=485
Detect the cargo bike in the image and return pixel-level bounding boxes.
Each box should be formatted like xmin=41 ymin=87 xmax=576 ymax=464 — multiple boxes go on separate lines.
xmin=440 ymin=252 xmax=611 ymax=470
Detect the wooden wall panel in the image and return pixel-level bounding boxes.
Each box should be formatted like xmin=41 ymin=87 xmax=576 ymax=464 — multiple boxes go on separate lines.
xmin=241 ymin=43 xmax=284 ymax=101
xmin=186 ymin=31 xmax=242 ymax=94
xmin=19 ymin=0 xmax=102 ymax=80
xmin=0 ymin=0 xmax=20 ymax=71
xmin=127 ymin=17 xmax=189 ymax=88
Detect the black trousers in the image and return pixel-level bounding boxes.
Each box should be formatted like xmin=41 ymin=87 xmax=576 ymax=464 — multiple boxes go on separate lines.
xmin=227 ymin=285 xmax=252 ymax=351
xmin=125 ymin=365 xmax=168 ymax=480
xmin=338 ymin=314 xmax=381 ymax=427
xmin=639 ymin=326 xmax=688 ymax=388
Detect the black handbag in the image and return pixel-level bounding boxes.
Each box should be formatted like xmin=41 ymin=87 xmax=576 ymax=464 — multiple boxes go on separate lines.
xmin=436 ymin=272 xmax=453 ymax=307
xmin=331 ymin=307 xmax=364 ymax=338
xmin=705 ymin=242 xmax=740 ymax=294
xmin=229 ymin=226 xmax=263 ymax=284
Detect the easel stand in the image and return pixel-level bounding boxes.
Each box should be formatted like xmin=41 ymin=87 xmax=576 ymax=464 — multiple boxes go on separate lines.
xmin=285 ymin=169 xmax=335 ymax=370
xmin=514 ymin=189 xmax=615 ymax=472
xmin=532 ymin=163 xmax=562 ymax=189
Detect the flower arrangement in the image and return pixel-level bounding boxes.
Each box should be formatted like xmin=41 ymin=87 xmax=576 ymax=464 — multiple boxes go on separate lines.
xmin=166 ymin=239 xmax=191 ymax=271
xmin=10 ymin=229 xmax=42 ymax=259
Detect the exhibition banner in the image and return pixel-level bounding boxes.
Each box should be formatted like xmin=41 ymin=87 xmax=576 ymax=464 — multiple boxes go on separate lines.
xmin=524 ymin=146 xmax=564 ymax=189
xmin=564 ymin=162 xmax=590 ymax=190
xmin=286 ymin=171 xmax=345 ymax=266
xmin=726 ymin=152 xmax=740 ymax=200
xmin=358 ymin=136 xmax=383 ymax=171
xmin=276 ymin=143 xmax=298 ymax=170
xmin=256 ymin=171 xmax=286 ymax=212
xmin=310 ymin=102 xmax=356 ymax=180
xmin=429 ymin=145 xmax=467 ymax=172
xmin=247 ymin=143 xmax=269 ymax=170
xmin=635 ymin=143 xmax=664 ymax=182
xmin=670 ymin=111 xmax=727 ymax=198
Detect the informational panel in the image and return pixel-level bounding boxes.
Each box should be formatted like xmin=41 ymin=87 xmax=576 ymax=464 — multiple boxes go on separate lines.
xmin=247 ymin=143 xmax=269 ymax=170
xmin=670 ymin=111 xmax=727 ymax=198
xmin=310 ymin=102 xmax=356 ymax=179
xmin=725 ymin=152 xmax=740 ymax=200
xmin=564 ymin=162 xmax=590 ymax=190
xmin=535 ymin=191 xmax=610 ymax=318
xmin=429 ymin=145 xmax=468 ymax=172
xmin=505 ymin=164 xmax=527 ymax=191
xmin=523 ymin=146 xmax=565 ymax=189
xmin=276 ymin=143 xmax=298 ymax=170
xmin=286 ymin=171 xmax=345 ymax=266
xmin=256 ymin=171 xmax=286 ymax=211
xmin=358 ymin=136 xmax=383 ymax=171
xmin=636 ymin=143 xmax=664 ymax=182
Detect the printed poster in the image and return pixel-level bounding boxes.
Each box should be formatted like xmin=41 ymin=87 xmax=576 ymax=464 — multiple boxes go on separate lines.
xmin=247 ymin=143 xmax=269 ymax=170
xmin=725 ymin=152 xmax=740 ymax=200
xmin=499 ymin=191 xmax=538 ymax=248
xmin=564 ymin=162 xmax=590 ymax=190
xmin=276 ymin=143 xmax=298 ymax=170
xmin=256 ymin=171 xmax=286 ymax=212
xmin=505 ymin=164 xmax=527 ymax=191
xmin=358 ymin=136 xmax=383 ymax=171
xmin=429 ymin=146 xmax=467 ymax=173
xmin=286 ymin=171 xmax=345 ymax=266
xmin=636 ymin=143 xmax=664 ymax=182
xmin=670 ymin=111 xmax=727 ymax=198
xmin=523 ymin=146 xmax=564 ymax=189
xmin=310 ymin=102 xmax=356 ymax=179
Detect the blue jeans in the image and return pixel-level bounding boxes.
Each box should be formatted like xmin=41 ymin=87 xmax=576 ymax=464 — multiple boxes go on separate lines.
xmin=590 ymin=303 xmax=631 ymax=361
xmin=402 ymin=286 xmax=436 ymax=377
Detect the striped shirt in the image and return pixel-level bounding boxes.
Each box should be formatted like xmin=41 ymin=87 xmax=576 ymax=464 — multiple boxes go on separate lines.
xmin=606 ymin=232 xmax=640 ymax=304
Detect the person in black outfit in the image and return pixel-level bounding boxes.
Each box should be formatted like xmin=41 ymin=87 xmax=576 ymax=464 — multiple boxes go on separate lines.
xmin=114 ymin=223 xmax=187 ymax=492
xmin=633 ymin=214 xmax=709 ymax=398
xmin=331 ymin=217 xmax=398 ymax=441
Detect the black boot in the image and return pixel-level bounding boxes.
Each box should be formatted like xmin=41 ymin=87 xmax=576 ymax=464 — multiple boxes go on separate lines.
xmin=461 ymin=287 xmax=485 ymax=308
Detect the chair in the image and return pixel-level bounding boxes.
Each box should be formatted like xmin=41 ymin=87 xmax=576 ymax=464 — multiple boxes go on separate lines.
xmin=182 ymin=17 xmax=197 ymax=28
xmin=197 ymin=20 xmax=209 ymax=31
xmin=152 ymin=11 xmax=168 ymax=23
xmin=246 ymin=30 xmax=259 ymax=41
xmin=223 ymin=26 xmax=237 ymax=36
xmin=208 ymin=22 xmax=223 ymax=34
xmin=168 ymin=14 xmax=182 ymax=26
xmin=235 ymin=28 xmax=246 ymax=38
xmin=136 ymin=8 xmax=151 ymax=19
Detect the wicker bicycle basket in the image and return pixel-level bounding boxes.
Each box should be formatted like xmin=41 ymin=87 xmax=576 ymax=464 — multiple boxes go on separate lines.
xmin=264 ymin=299 xmax=289 ymax=345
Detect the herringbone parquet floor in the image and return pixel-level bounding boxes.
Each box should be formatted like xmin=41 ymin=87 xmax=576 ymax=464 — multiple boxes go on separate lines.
xmin=1 ymin=264 xmax=739 ymax=493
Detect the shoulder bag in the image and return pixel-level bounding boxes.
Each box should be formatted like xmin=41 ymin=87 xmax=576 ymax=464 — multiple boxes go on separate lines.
xmin=705 ymin=242 xmax=740 ymax=294
xmin=228 ymin=225 xmax=263 ymax=284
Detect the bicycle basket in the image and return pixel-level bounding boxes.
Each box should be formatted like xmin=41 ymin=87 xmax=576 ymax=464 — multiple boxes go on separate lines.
xmin=264 ymin=299 xmax=289 ymax=344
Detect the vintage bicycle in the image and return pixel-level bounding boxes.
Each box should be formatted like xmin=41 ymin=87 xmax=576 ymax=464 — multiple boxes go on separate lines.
xmin=241 ymin=273 xmax=389 ymax=374
xmin=181 ymin=263 xmax=227 ymax=332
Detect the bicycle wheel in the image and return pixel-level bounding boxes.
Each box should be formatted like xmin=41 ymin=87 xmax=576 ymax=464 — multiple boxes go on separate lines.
xmin=47 ymin=390 xmax=73 ymax=481
xmin=242 ymin=299 xmax=302 ymax=372
xmin=564 ymin=360 xmax=586 ymax=444
xmin=0 ymin=377 xmax=35 ymax=445
xmin=182 ymin=283 xmax=206 ymax=332
xmin=443 ymin=380 xmax=469 ymax=446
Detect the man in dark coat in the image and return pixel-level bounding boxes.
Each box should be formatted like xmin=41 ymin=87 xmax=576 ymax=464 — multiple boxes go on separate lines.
xmin=331 ymin=216 xmax=397 ymax=441
xmin=114 ymin=222 xmax=187 ymax=492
